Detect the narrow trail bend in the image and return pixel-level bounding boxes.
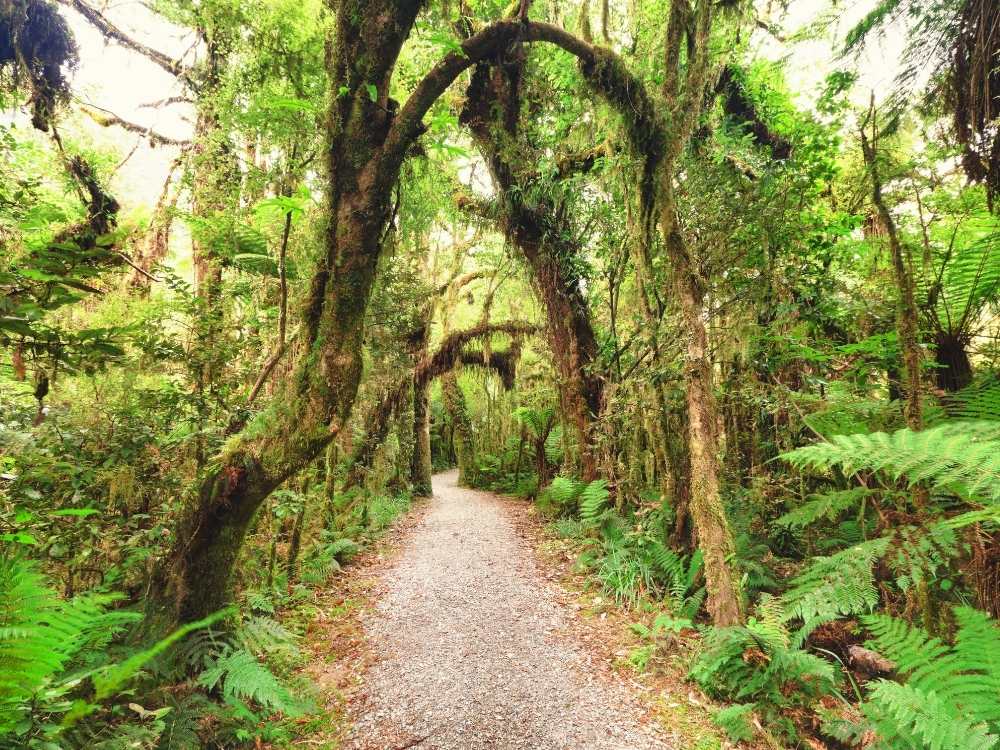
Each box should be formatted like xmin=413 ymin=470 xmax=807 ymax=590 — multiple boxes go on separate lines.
xmin=347 ymin=470 xmax=670 ymax=750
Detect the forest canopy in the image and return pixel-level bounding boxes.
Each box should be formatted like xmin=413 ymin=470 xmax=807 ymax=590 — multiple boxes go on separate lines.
xmin=1 ymin=0 xmax=999 ymax=747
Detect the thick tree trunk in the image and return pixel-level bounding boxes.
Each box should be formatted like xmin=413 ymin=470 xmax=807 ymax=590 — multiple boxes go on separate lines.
xmin=461 ymin=63 xmax=604 ymax=481
xmin=152 ymin=0 xmax=426 ymax=623
xmin=664 ymin=220 xmax=743 ymax=627
xmin=935 ymin=332 xmax=973 ymax=392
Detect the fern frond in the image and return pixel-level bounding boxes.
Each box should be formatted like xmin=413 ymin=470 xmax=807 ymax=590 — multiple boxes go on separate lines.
xmin=775 ymin=488 xmax=871 ymax=530
xmin=197 ymin=648 xmax=302 ymax=716
xmin=236 ymin=616 xmax=299 ymax=659
xmin=748 ymin=594 xmax=789 ymax=648
xmin=713 ymin=703 xmax=755 ymax=742
xmin=947 ymin=378 xmax=1000 ymax=421
xmin=781 ymin=536 xmax=891 ymax=622
xmin=862 ymin=680 xmax=997 ymax=750
xmin=579 ymin=479 xmax=610 ymax=523
xmin=862 ymin=608 xmax=1000 ymax=728
xmin=781 ymin=421 xmax=1000 ymax=502
xmin=0 ymin=556 xmax=130 ymax=733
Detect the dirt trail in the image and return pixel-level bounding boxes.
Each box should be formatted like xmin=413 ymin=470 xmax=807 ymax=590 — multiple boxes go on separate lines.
xmin=346 ymin=470 xmax=670 ymax=750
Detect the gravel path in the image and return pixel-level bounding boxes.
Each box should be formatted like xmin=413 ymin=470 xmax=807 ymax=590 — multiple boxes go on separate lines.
xmin=346 ymin=470 xmax=670 ymax=750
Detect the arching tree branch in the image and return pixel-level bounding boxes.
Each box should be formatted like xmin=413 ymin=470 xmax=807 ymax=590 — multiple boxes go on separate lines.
xmin=81 ymin=105 xmax=189 ymax=146
xmin=379 ymin=20 xmax=660 ymax=184
xmin=56 ymin=0 xmax=191 ymax=80
xmin=343 ymin=321 xmax=536 ymax=487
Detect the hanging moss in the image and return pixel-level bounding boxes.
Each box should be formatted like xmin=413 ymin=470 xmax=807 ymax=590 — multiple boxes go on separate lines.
xmin=0 ymin=0 xmax=78 ymax=130
xmin=716 ymin=66 xmax=793 ymax=160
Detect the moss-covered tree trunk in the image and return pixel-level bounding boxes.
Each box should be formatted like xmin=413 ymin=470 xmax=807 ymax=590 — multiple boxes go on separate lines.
xmin=663 ymin=217 xmax=742 ymax=626
xmin=411 ymin=377 xmax=433 ymax=496
xmin=152 ymin=0 xmax=429 ymax=623
xmin=461 ymin=62 xmax=604 ymax=481
xmin=441 ymin=372 xmax=474 ymax=484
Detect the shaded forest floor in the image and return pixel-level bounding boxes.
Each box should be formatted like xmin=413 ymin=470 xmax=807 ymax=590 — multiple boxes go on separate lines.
xmin=286 ymin=471 xmax=730 ymax=749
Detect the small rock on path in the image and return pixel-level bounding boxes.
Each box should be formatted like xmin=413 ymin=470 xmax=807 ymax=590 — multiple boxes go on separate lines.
xmin=346 ymin=470 xmax=670 ymax=750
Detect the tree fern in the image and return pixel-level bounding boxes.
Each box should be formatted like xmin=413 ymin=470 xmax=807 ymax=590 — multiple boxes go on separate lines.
xmin=781 ymin=420 xmax=1000 ymax=501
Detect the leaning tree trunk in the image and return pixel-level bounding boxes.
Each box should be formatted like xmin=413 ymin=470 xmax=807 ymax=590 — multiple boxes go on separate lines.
xmin=461 ymin=62 xmax=604 ymax=481
xmin=151 ymin=0 xmax=428 ymax=624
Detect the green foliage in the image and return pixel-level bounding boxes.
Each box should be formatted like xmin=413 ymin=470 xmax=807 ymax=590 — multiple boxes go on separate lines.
xmin=691 ymin=595 xmax=837 ymax=743
xmin=947 ymin=378 xmax=1000 ymax=421
xmin=713 ymin=703 xmax=755 ymax=743
xmin=775 ymin=488 xmax=871 ymax=530
xmin=781 ymin=536 xmax=891 ymax=622
xmin=782 ymin=420 xmax=1000 ymax=501
xmin=0 ymin=555 xmax=230 ymax=746
xmin=848 ymin=607 xmax=1000 ymax=749
xmin=197 ymin=648 xmax=302 ymax=717
xmin=0 ymin=555 xmax=135 ymax=735
xmin=578 ymin=479 xmax=610 ymax=523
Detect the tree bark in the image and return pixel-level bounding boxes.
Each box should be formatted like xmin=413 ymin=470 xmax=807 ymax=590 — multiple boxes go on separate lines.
xmin=935 ymin=331 xmax=973 ymax=392
xmin=411 ymin=377 xmax=433 ymax=496
xmin=441 ymin=372 xmax=474 ymax=484
xmin=663 ymin=218 xmax=742 ymax=626
xmin=461 ymin=62 xmax=604 ymax=480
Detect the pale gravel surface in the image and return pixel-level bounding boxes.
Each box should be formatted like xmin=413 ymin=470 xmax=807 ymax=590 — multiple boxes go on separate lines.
xmin=346 ymin=470 xmax=671 ymax=750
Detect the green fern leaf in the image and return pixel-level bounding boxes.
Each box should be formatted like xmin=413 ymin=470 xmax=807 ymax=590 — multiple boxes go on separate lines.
xmin=197 ymin=648 xmax=302 ymax=716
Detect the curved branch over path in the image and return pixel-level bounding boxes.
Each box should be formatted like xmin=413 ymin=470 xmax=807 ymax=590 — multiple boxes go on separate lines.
xmin=343 ymin=321 xmax=536 ymax=488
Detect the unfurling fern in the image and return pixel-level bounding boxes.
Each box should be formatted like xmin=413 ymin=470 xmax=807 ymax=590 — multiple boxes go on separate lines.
xmin=197 ymin=648 xmax=302 ymax=716
xmin=782 ymin=420 xmax=1000 ymax=501
xmin=850 ymin=607 xmax=1000 ymax=749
